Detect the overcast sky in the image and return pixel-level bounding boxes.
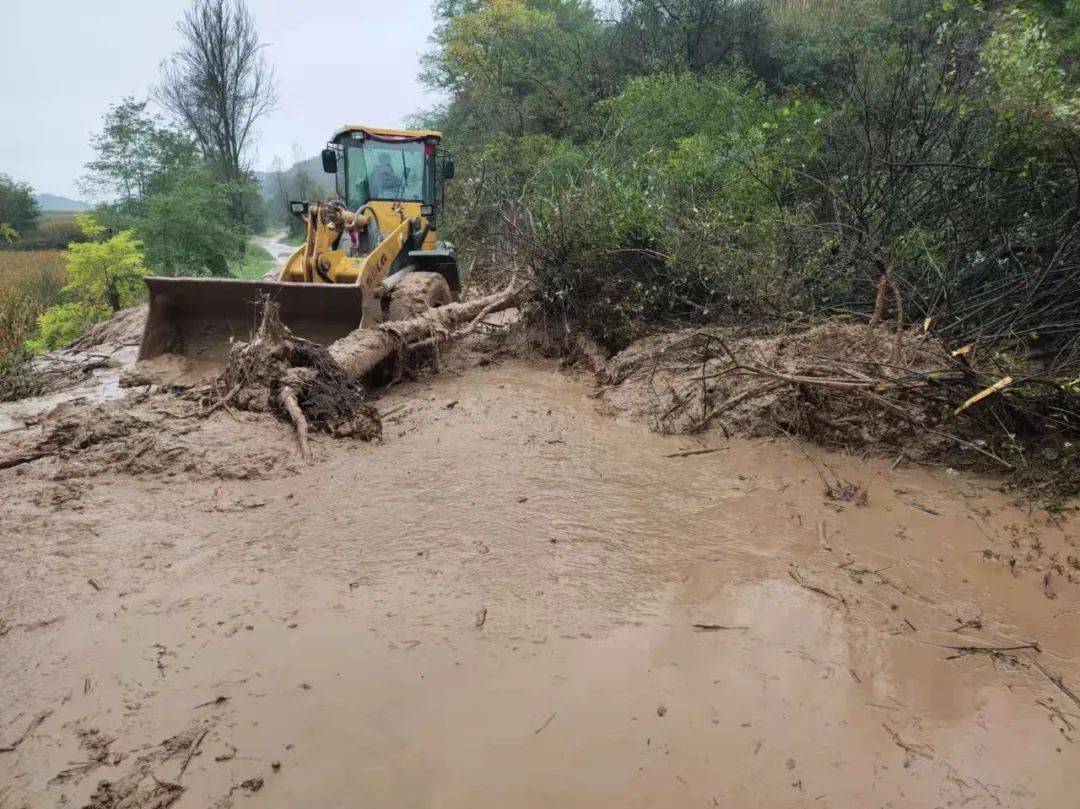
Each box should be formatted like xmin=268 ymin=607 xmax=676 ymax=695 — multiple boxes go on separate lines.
xmin=1 ymin=0 xmax=441 ymax=200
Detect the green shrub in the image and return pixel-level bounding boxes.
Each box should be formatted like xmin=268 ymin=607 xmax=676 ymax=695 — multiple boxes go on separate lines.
xmin=515 ymin=71 xmax=824 ymax=348
xmin=26 ymin=301 xmax=109 ymax=353
xmin=24 ymin=216 xmax=148 ymax=353
xmin=64 ymin=216 xmax=147 ymax=313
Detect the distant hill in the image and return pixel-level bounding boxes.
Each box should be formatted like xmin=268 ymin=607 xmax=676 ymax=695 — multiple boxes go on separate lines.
xmin=36 ymin=193 xmax=89 ymax=212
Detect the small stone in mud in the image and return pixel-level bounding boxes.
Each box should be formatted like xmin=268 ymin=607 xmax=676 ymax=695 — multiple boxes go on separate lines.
xmin=287 ymin=622 xmax=298 ymax=629
xmin=445 ymin=400 xmax=459 ymax=409
xmin=657 ymin=706 xmax=667 ymax=717
xmin=271 ymin=760 xmax=281 ymax=772
xmin=299 ymin=682 xmax=312 ymax=690
xmin=241 ymin=776 xmax=264 ymax=793
xmin=517 ymin=496 xmax=529 ymax=503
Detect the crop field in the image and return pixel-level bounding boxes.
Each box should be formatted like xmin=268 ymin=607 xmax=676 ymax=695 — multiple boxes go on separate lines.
xmin=0 ymin=250 xmax=66 ymax=356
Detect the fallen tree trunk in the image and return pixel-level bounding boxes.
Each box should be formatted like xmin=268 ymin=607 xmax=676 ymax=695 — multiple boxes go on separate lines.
xmin=200 ymin=283 xmax=525 ymax=460
xmin=329 ymin=282 xmax=524 ymax=381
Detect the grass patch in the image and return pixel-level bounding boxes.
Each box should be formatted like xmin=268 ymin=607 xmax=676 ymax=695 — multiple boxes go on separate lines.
xmin=230 ymin=242 xmax=276 ymax=279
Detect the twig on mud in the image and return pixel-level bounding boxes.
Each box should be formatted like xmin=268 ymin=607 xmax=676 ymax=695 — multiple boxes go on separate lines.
xmin=533 ymin=712 xmax=557 ymax=736
xmin=938 ymin=642 xmax=1041 ymax=660
xmin=788 ymin=568 xmax=846 ymax=604
xmin=1036 ymin=698 xmax=1077 ymax=731
xmin=0 ymin=711 xmax=52 ymax=753
xmin=692 ymin=623 xmax=749 ymax=631
xmin=177 ymin=728 xmax=209 ymax=780
xmin=1030 ymin=659 xmax=1080 ymax=711
xmin=193 ymin=696 xmax=230 ymax=709
xmin=87 ymin=578 xmax=102 ymax=592
xmin=665 ymin=447 xmax=727 ymax=458
xmin=881 ymin=723 xmax=935 ymax=761
xmin=904 ymin=500 xmax=941 ymax=516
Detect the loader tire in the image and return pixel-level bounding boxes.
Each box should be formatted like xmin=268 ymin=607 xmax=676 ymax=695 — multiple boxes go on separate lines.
xmin=386 ymin=271 xmax=453 ymax=322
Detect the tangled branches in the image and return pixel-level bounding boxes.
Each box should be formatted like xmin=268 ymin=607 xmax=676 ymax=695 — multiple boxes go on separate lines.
xmin=601 ymin=320 xmax=1045 ymax=471
xmin=206 ymin=298 xmax=381 ymax=460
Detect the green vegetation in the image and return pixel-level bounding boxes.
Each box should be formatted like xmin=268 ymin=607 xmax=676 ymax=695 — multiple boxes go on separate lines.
xmin=0 ymin=249 xmax=67 ymax=399
xmin=0 ymin=174 xmax=41 ymax=238
xmin=0 ymin=0 xmax=278 ymax=362
xmin=423 ymin=0 xmax=1080 ymax=367
xmin=82 ymin=98 xmax=249 ymax=278
xmin=230 ymin=241 xmax=275 ymax=278
xmin=27 ymin=216 xmax=148 ymax=353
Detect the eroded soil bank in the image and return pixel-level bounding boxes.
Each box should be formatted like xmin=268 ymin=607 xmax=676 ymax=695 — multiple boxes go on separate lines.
xmin=1 ymin=360 xmax=1078 ymax=808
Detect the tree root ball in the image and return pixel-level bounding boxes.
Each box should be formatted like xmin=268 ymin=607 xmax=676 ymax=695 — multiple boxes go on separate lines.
xmin=207 ymin=298 xmax=382 ymax=455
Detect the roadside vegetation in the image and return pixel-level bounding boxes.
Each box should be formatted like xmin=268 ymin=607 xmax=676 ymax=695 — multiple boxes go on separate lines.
xmin=422 ymin=0 xmax=1080 ymax=493
xmin=0 ymin=0 xmax=276 ymax=381
xmin=230 ymin=241 xmax=275 ymax=278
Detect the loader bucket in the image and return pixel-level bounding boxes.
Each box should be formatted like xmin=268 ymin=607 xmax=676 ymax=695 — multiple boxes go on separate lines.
xmin=137 ymin=277 xmax=364 ymax=384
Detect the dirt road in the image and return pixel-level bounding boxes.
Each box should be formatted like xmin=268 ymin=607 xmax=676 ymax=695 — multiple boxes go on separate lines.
xmin=252 ymin=230 xmax=297 ymax=274
xmin=1 ymin=360 xmax=1077 ymax=807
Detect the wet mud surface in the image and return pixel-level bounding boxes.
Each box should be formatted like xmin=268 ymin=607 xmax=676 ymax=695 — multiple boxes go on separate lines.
xmin=1 ymin=360 xmax=1078 ymax=807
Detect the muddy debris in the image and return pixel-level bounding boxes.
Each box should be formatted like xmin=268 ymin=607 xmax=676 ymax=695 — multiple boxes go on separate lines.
xmin=82 ymin=725 xmax=207 ymax=809
xmin=204 ymin=298 xmax=381 ymax=460
xmin=601 ymin=322 xmax=958 ymax=452
xmin=50 ymin=728 xmax=119 ymax=785
xmin=0 ymin=710 xmax=51 ymax=753
xmin=593 ymin=319 xmax=1080 ymax=496
xmin=0 ymin=395 xmax=294 ymax=480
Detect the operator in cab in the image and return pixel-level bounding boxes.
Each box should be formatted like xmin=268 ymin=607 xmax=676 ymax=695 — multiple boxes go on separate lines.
xmin=372 ymin=152 xmax=401 ymax=197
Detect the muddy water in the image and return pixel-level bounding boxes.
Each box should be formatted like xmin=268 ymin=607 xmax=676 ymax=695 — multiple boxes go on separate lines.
xmin=0 ymin=345 xmax=136 ymax=433
xmin=0 ymin=361 xmax=1077 ymax=808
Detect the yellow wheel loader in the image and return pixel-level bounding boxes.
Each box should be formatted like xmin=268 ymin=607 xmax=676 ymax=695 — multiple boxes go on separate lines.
xmin=137 ymin=125 xmax=460 ymax=381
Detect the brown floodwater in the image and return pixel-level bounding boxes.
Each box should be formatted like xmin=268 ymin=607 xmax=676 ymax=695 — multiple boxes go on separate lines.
xmin=0 ymin=360 xmax=1077 ymax=808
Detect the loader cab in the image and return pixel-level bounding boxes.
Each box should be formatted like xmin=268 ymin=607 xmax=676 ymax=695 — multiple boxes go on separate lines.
xmin=324 ymin=125 xmax=452 ymax=239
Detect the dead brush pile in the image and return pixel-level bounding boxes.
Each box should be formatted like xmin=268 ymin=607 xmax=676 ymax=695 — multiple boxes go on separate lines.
xmin=205 ymin=299 xmax=381 ymax=459
xmin=598 ymin=319 xmax=1079 ymax=483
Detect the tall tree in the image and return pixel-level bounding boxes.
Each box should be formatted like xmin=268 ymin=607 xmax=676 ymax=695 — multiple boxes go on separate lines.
xmin=79 ymin=99 xmax=162 ymax=206
xmin=156 ymin=0 xmax=276 ymax=224
xmin=0 ymin=174 xmax=41 ymax=238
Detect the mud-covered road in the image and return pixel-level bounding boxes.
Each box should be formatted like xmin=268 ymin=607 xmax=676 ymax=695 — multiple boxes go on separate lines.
xmin=1 ymin=360 xmax=1078 ymax=807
